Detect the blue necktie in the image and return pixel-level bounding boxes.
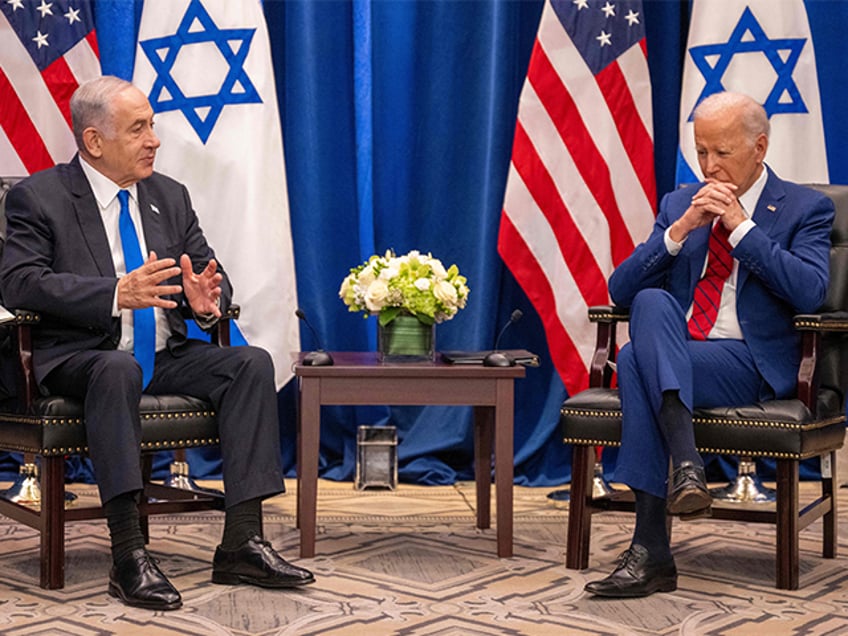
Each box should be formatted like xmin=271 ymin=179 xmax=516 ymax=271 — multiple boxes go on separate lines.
xmin=117 ymin=190 xmax=155 ymax=388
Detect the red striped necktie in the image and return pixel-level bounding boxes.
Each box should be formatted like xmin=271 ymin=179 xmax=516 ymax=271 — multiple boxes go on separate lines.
xmin=687 ymin=222 xmax=733 ymax=340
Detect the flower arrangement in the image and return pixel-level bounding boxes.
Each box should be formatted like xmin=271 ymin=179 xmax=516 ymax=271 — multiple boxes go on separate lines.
xmin=339 ymin=249 xmax=470 ymax=326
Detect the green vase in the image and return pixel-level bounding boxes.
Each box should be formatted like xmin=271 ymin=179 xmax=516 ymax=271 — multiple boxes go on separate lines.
xmin=377 ymin=314 xmax=435 ymax=362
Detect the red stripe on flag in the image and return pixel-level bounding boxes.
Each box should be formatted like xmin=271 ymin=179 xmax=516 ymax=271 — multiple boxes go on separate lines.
xmin=41 ymin=56 xmax=79 ymax=128
xmin=0 ymin=68 xmax=54 ymax=174
xmin=595 ymin=58 xmax=657 ymax=214
xmin=86 ymin=29 xmax=100 ymax=57
xmin=527 ymin=44 xmax=635 ymax=265
xmin=497 ymin=214 xmax=589 ymax=396
xmin=510 ymin=122 xmax=609 ymax=306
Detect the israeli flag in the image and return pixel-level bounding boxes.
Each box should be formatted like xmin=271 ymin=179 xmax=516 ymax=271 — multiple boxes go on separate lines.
xmin=132 ymin=0 xmax=299 ymax=388
xmin=677 ymin=0 xmax=829 ymax=186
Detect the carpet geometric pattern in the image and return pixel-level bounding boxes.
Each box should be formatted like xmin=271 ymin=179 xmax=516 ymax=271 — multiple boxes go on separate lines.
xmin=1 ymin=479 xmax=848 ymax=634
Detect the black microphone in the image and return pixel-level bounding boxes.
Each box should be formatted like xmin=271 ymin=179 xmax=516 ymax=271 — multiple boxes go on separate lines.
xmin=295 ymin=308 xmax=334 ymax=366
xmin=483 ymin=309 xmax=523 ymax=367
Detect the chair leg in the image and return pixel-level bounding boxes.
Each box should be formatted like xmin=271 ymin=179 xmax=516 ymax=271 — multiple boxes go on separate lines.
xmin=566 ymin=444 xmax=595 ymax=570
xmin=775 ymin=459 xmax=800 ymax=590
xmin=40 ymin=455 xmax=66 ymax=589
xmin=823 ymin=450 xmax=837 ymax=559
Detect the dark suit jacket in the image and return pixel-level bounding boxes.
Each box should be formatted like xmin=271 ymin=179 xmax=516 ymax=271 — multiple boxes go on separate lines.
xmin=0 ymin=155 xmax=233 ymax=384
xmin=608 ymin=168 xmax=834 ymax=399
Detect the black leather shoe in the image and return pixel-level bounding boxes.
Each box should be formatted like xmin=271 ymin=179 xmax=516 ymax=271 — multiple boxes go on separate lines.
xmin=212 ymin=536 xmax=315 ymax=588
xmin=584 ymin=545 xmax=677 ymax=598
xmin=108 ymin=549 xmax=182 ymax=611
xmin=667 ymin=460 xmax=712 ymax=517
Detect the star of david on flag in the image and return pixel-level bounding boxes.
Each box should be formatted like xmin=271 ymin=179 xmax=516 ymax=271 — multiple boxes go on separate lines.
xmin=133 ymin=0 xmax=299 ymax=389
xmin=677 ymin=0 xmax=828 ymax=186
xmin=138 ymin=0 xmax=261 ymax=144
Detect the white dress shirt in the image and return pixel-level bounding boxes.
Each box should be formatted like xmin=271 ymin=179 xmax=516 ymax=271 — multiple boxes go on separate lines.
xmin=79 ymin=158 xmax=171 ymax=352
xmin=664 ymin=167 xmax=768 ymax=340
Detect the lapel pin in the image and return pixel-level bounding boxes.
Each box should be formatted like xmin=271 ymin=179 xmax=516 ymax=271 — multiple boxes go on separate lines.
xmin=767 ymin=204 xmax=776 ymax=212
xmin=150 ymin=204 xmax=160 ymax=214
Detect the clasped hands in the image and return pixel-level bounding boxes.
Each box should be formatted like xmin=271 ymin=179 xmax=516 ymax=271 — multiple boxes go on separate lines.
xmin=116 ymin=252 xmax=222 ymax=318
xmin=669 ymin=179 xmax=746 ymax=244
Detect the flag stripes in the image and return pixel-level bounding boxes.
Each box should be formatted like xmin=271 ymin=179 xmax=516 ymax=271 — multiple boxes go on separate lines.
xmin=499 ymin=0 xmax=655 ymax=396
xmin=0 ymin=6 xmax=100 ymax=175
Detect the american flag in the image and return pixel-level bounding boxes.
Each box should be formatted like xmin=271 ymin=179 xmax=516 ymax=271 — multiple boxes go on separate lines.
xmin=0 ymin=0 xmax=100 ymax=176
xmin=498 ymin=0 xmax=656 ymax=396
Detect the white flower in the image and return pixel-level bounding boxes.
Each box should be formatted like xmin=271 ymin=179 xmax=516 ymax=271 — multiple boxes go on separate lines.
xmin=414 ymin=278 xmax=430 ymax=291
xmin=364 ymin=279 xmax=390 ymax=312
xmin=430 ymin=259 xmax=448 ymax=278
xmin=358 ymin=266 xmax=376 ymax=287
xmin=380 ymin=265 xmax=399 ymax=281
xmin=433 ymin=280 xmax=458 ymax=305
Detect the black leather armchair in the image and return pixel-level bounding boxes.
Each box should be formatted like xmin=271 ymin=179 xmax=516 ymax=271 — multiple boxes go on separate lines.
xmin=560 ymin=183 xmax=848 ymax=590
xmin=0 ymin=176 xmax=233 ymax=589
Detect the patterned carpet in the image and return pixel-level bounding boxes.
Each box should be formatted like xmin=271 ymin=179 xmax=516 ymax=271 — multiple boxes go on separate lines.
xmin=1 ymin=478 xmax=848 ymax=635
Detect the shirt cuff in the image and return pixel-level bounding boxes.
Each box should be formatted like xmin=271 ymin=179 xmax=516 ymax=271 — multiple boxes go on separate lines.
xmin=729 ymin=218 xmax=755 ymax=247
xmin=664 ymin=226 xmax=685 ymax=255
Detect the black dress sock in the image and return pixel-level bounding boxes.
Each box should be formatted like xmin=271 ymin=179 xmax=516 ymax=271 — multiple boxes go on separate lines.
xmin=659 ymin=390 xmax=703 ymax=469
xmin=220 ymin=497 xmax=263 ymax=550
xmin=103 ymin=491 xmax=145 ymax=564
xmin=632 ymin=489 xmax=673 ymax=563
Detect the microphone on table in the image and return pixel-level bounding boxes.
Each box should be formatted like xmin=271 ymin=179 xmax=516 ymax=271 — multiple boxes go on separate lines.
xmin=295 ymin=308 xmax=334 ymax=366
xmin=483 ymin=309 xmax=523 ymax=367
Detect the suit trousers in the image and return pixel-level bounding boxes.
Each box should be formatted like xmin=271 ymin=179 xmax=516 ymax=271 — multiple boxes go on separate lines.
xmin=43 ymin=340 xmax=284 ymax=508
xmin=613 ymin=289 xmax=767 ymax=499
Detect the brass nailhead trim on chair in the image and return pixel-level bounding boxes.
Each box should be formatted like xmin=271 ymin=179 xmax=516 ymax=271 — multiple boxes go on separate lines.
xmin=562 ymin=437 xmax=622 ymax=447
xmin=141 ymin=410 xmax=216 ymax=420
xmin=560 ymin=408 xmax=622 ymax=419
xmin=692 ymin=414 xmax=845 ymax=431
xmin=140 ymin=437 xmax=220 ymax=451
xmin=794 ymin=318 xmax=848 ymax=330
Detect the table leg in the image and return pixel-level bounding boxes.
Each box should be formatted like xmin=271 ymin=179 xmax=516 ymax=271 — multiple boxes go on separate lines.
xmin=473 ymin=406 xmax=493 ymax=529
xmin=298 ymin=377 xmax=321 ymax=558
xmin=494 ymin=378 xmax=514 ymax=558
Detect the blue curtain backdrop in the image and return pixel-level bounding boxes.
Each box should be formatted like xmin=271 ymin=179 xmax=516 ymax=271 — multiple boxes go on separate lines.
xmin=3 ymin=0 xmax=845 ymax=485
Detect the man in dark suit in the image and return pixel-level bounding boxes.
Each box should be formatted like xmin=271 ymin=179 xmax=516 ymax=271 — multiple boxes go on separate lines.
xmin=0 ymin=76 xmax=314 ymax=610
xmin=584 ymin=92 xmax=833 ymax=597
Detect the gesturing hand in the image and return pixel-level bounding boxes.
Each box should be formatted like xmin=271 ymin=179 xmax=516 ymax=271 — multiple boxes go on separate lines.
xmin=180 ymin=254 xmax=223 ymax=318
xmin=117 ymin=251 xmax=182 ymax=310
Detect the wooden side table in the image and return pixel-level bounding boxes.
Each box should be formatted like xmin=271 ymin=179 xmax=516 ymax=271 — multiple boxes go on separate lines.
xmin=294 ymin=351 xmax=526 ymax=558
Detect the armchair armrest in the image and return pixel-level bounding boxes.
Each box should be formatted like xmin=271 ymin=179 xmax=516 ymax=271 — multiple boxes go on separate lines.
xmin=588 ymin=304 xmax=630 ymax=324
xmin=586 ymin=305 xmax=629 ymax=388
xmin=794 ymin=311 xmax=848 ymax=415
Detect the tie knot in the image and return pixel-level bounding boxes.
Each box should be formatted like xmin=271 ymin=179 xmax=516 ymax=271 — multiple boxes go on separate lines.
xmin=117 ymin=189 xmax=130 ymax=210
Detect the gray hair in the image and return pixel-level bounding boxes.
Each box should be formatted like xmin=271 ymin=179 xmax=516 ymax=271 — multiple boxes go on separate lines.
xmin=70 ymin=75 xmax=134 ymax=150
xmin=693 ymin=91 xmax=770 ymax=144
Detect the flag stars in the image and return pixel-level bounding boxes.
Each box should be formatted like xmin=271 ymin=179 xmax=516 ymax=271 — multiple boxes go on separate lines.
xmin=596 ymin=30 xmax=612 ymax=47
xmin=573 ymin=0 xmax=589 ymax=9
xmin=64 ymin=6 xmax=81 ymax=24
xmin=36 ymin=0 xmax=53 ymax=18
xmin=32 ymin=30 xmax=49 ymax=48
xmin=6 ymin=0 xmax=24 ymax=11
xmin=625 ymin=9 xmax=640 ymax=26
xmin=601 ymin=2 xmax=615 ymax=18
